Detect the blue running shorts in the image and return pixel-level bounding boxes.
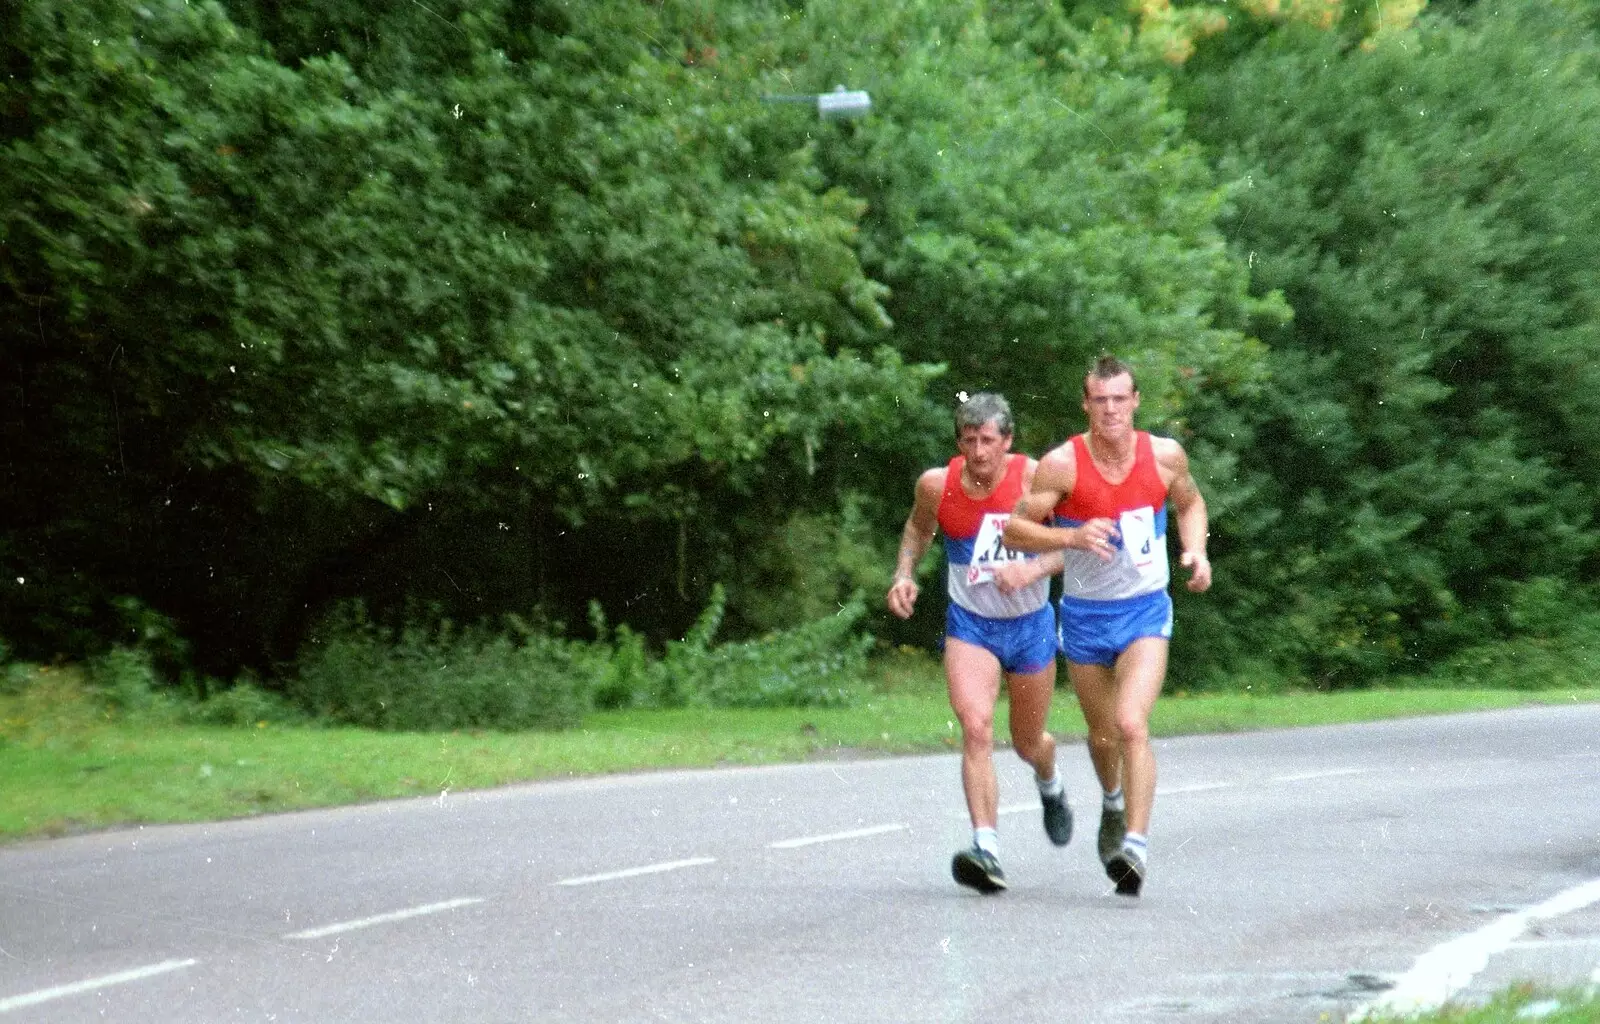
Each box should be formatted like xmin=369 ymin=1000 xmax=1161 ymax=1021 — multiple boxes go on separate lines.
xmin=945 ymin=602 xmax=1057 ymax=675
xmin=1057 ymin=590 xmax=1173 ymax=667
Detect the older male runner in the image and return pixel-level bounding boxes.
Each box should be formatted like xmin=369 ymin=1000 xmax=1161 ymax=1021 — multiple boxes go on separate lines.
xmin=887 ymin=392 xmax=1070 ymax=894
xmin=1004 ymin=357 xmax=1212 ymax=897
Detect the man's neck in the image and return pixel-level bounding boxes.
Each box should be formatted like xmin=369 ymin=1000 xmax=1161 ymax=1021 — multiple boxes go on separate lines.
xmin=1087 ymin=429 xmax=1135 ymax=463
xmin=963 ymin=458 xmax=1003 ymax=492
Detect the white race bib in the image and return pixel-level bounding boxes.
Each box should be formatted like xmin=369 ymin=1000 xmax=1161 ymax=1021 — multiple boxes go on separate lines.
xmin=967 ymin=512 xmax=1025 ymax=585
xmin=1119 ymin=506 xmax=1157 ymax=569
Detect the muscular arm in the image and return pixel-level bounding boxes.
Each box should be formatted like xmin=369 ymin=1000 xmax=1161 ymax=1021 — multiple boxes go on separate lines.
xmin=886 ymin=468 xmax=943 ymax=619
xmin=1155 ymin=437 xmax=1212 ymax=593
xmin=991 ymin=458 xmax=1065 ymax=592
xmin=1002 ymin=444 xmax=1119 ymax=561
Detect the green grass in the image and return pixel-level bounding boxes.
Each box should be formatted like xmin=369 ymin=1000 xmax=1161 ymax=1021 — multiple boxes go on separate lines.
xmin=3 ymin=658 xmax=1599 ymax=842
xmin=1359 ymin=985 xmax=1600 ymax=1023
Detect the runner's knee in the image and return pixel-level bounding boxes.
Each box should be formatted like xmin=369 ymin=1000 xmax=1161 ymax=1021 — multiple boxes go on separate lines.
xmin=1115 ymin=712 xmax=1149 ymax=747
xmin=1010 ymin=728 xmax=1051 ymax=765
xmin=957 ymin=708 xmax=994 ymax=748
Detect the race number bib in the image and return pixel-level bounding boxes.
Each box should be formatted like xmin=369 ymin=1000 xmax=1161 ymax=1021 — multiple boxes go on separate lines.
xmin=1119 ymin=506 xmax=1157 ymax=569
xmin=967 ymin=512 xmax=1025 ymax=585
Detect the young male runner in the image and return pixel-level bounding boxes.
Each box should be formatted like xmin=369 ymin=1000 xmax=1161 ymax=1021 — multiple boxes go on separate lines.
xmin=1004 ymin=357 xmax=1212 ymax=897
xmin=887 ymin=392 xmax=1070 ymax=894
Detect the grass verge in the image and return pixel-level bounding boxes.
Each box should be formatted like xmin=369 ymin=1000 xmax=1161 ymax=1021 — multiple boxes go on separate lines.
xmin=1362 ymin=985 xmax=1600 ymax=1023
xmin=3 ymin=660 xmax=1598 ymax=842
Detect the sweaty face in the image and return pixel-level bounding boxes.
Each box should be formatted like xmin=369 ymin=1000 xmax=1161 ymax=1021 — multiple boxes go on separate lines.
xmin=1082 ymin=373 xmax=1139 ymax=437
xmin=956 ymin=420 xmax=1013 ymax=482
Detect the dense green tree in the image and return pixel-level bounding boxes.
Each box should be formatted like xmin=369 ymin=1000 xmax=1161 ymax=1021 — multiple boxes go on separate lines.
xmin=13 ymin=0 xmax=1596 ymax=696
xmin=704 ymin=0 xmax=1283 ymax=448
xmin=0 ymin=0 xmax=939 ymax=667
xmin=655 ymin=0 xmax=1288 ymax=660
xmin=1176 ymin=0 xmax=1600 ymax=681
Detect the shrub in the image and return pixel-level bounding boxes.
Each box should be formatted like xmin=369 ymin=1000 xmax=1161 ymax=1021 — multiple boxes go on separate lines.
xmin=633 ymin=586 xmax=868 ymax=710
xmin=85 ymin=646 xmax=164 ymax=715
xmin=288 ymin=604 xmax=594 ymax=731
xmin=286 ymin=585 xmax=871 ymax=731
xmin=181 ymin=680 xmax=305 ymax=727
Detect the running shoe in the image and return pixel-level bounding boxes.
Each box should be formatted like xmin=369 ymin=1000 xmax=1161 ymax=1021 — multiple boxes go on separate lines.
xmin=1097 ymin=806 xmax=1127 ymax=866
xmin=1105 ymin=846 xmax=1145 ymax=897
xmin=951 ymin=847 xmax=1008 ymax=894
xmin=1041 ymin=789 xmax=1073 ymax=847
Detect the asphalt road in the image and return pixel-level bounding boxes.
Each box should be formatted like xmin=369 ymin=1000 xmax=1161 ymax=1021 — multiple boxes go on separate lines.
xmin=3 ymin=704 xmax=1599 ymax=1023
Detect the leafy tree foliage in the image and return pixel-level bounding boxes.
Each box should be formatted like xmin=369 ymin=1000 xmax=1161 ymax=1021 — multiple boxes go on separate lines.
xmin=1176 ymin=0 xmax=1600 ymax=682
xmin=711 ymin=0 xmax=1282 ymax=450
xmin=8 ymin=0 xmax=1597 ymax=699
xmin=1 ymin=0 xmax=937 ymax=666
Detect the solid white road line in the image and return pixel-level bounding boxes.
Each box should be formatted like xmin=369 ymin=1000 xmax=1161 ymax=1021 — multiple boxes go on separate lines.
xmin=769 ymin=824 xmax=907 ymax=849
xmin=0 ymin=958 xmax=197 ymax=1014
xmin=555 ymin=857 xmax=716 ymax=887
xmin=1350 ymin=876 xmax=1600 ymax=1021
xmin=285 ymin=897 xmax=483 ymax=940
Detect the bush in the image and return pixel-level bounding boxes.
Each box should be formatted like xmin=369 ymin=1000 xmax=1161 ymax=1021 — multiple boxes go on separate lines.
xmin=604 ymin=586 xmax=868 ymax=710
xmin=286 ymin=586 xmax=871 ymax=731
xmin=180 ymin=679 xmax=305 ymax=727
xmin=287 ymin=604 xmax=595 ymax=732
xmin=85 ymin=646 xmax=165 ymax=716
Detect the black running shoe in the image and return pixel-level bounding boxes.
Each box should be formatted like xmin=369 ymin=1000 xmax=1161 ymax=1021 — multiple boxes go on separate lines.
xmin=1097 ymin=806 xmax=1127 ymax=866
xmin=1105 ymin=848 xmax=1145 ymax=897
xmin=1041 ymin=789 xmax=1073 ymax=847
xmin=951 ymin=847 xmax=1008 ymax=894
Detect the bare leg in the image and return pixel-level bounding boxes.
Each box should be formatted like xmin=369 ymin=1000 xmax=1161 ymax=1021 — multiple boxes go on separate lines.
xmin=1068 ymin=660 xmax=1123 ymax=797
xmin=1069 ymin=639 xmax=1168 ymax=831
xmin=1003 ymin=661 xmax=1058 ymax=780
xmin=945 ymin=638 xmax=1002 ymax=829
xmin=1109 ymin=637 xmax=1168 ymax=836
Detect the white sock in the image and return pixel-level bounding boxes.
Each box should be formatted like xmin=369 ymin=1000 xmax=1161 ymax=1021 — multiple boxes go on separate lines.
xmin=1103 ymin=787 xmax=1125 ymax=812
xmin=974 ymin=827 xmax=999 ymax=855
xmin=1122 ymin=831 xmax=1148 ymax=864
xmin=1036 ymin=772 xmax=1064 ymax=799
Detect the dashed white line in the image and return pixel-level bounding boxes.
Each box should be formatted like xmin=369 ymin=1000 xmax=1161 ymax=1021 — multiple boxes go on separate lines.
xmin=987 ymin=768 xmax=1367 ymax=815
xmin=0 ymin=958 xmax=197 ymax=1014
xmin=555 ymin=857 xmax=716 ymax=887
xmin=769 ymin=824 xmax=907 ymax=849
xmin=1350 ymin=876 xmax=1600 ymax=1021
xmin=285 ymin=897 xmax=483 ymax=940
xmin=1272 ymin=768 xmax=1369 ymax=784
xmin=995 ymin=782 xmax=1233 ymax=815
xmin=997 ymin=802 xmax=1040 ymax=816
xmin=1159 ymin=782 xmax=1234 ymax=795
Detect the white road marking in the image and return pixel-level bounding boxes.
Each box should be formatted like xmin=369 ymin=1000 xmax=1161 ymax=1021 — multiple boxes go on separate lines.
xmin=555 ymin=857 xmax=716 ymax=887
xmin=994 ymin=782 xmax=1233 ymax=816
xmin=1159 ymin=782 xmax=1233 ymax=795
xmin=285 ymin=897 xmax=482 ymax=940
xmin=769 ymin=824 xmax=907 ymax=849
xmin=0 ymin=958 xmax=196 ymax=1014
xmin=979 ymin=768 xmax=1362 ymax=817
xmin=1350 ymin=877 xmax=1600 ymax=1021
xmin=1272 ymin=768 xmax=1369 ymax=783
xmin=1508 ymin=936 xmax=1600 ymax=950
